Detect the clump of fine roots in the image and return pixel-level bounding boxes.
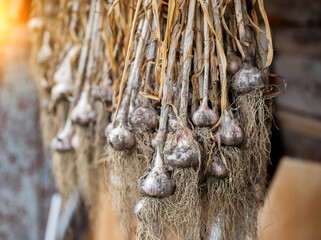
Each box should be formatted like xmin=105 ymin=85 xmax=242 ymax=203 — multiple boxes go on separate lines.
xmin=233 ymin=89 xmax=272 ymax=197
xmin=75 ymin=125 xmax=97 ymax=211
xmin=51 ymin=100 xmax=78 ymax=201
xmin=206 ymin=147 xmax=259 ymax=240
xmin=167 ymin=168 xmax=202 ymax=240
xmin=106 ymin=133 xmax=152 ymax=234
xmin=135 ymin=197 xmax=170 ymax=240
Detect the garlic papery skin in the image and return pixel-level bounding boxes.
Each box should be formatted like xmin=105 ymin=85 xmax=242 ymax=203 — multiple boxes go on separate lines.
xmin=99 ymin=78 xmax=113 ymax=103
xmin=219 ymin=109 xmax=244 ymax=146
xmin=130 ymin=106 xmax=159 ymax=130
xmin=207 ymin=154 xmax=229 ymax=178
xmin=192 ymin=101 xmax=218 ymax=127
xmin=227 ymin=54 xmax=242 ymax=75
xmin=90 ymin=84 xmax=100 ymax=101
xmin=50 ymin=46 xmax=80 ymax=102
xmin=167 ymin=112 xmax=178 ymax=133
xmin=53 ymin=45 xmax=79 ymax=84
xmin=51 ymin=81 xmax=73 ymax=102
xmin=107 ymin=122 xmax=135 ymax=151
xmin=37 ymin=31 xmax=52 ymax=64
xmin=51 ymin=119 xmax=76 ymax=152
xmin=71 ymin=90 xmax=96 ymax=125
xmin=40 ymin=78 xmax=51 ymax=92
xmin=27 ymin=18 xmax=44 ymax=32
xmin=231 ymin=63 xmax=267 ymax=93
xmin=164 ymin=129 xmax=199 ymax=168
xmin=138 ymin=150 xmax=176 ymax=198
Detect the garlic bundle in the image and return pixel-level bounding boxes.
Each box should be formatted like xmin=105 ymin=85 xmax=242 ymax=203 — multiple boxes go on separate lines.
xmin=30 ymin=0 xmax=277 ymax=239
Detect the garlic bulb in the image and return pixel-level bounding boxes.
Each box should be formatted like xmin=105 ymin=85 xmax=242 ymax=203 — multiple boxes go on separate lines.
xmin=99 ymin=78 xmax=113 ymax=102
xmin=54 ymin=45 xmax=79 ymax=84
xmin=219 ymin=109 xmax=244 ymax=146
xmin=130 ymin=106 xmax=159 ymax=130
xmin=27 ymin=18 xmax=44 ymax=32
xmin=138 ymin=150 xmax=175 ymax=197
xmin=71 ymin=88 xmax=95 ymax=125
xmin=192 ymin=101 xmax=218 ymax=127
xmin=164 ymin=129 xmax=199 ymax=167
xmin=107 ymin=122 xmax=135 ymax=151
xmin=51 ymin=82 xmax=73 ymax=102
xmin=207 ymin=154 xmax=229 ymax=178
xmin=37 ymin=31 xmax=52 ymax=64
xmin=231 ymin=63 xmax=267 ymax=93
xmin=51 ymin=45 xmax=80 ymax=102
xmin=51 ymin=119 xmax=77 ymax=152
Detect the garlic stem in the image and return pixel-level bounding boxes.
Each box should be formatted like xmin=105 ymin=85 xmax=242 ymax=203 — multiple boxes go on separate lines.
xmin=179 ymin=0 xmax=196 ymax=122
xmin=233 ymin=0 xmax=250 ymax=58
xmin=195 ymin=6 xmax=204 ymax=99
xmin=37 ymin=30 xmax=52 ymax=63
xmin=202 ymin=3 xmax=210 ymax=106
xmin=212 ymin=0 xmax=225 ymax=80
xmin=73 ymin=0 xmax=96 ymax=102
xmin=128 ymin=8 xmax=152 ymax=113
xmin=192 ymin=3 xmax=219 ymax=127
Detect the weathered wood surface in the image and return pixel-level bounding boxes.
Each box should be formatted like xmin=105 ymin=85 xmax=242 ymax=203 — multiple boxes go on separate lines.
xmin=266 ymin=1 xmax=321 ymax=161
xmin=0 ymin=26 xmax=54 ymax=240
xmin=259 ymin=157 xmax=321 ymax=240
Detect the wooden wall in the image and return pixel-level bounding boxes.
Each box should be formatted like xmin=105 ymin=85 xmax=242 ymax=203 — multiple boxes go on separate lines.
xmin=266 ymin=0 xmax=321 ymax=162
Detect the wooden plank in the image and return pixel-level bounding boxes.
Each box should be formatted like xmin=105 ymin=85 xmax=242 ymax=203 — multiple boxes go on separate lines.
xmin=265 ymin=0 xmax=321 ymax=26
xmin=275 ymin=110 xmax=321 ymax=141
xmin=273 ymin=27 xmax=321 ymax=59
xmin=259 ymin=157 xmax=321 ymax=240
xmin=92 ymin=188 xmax=129 ymax=240
xmin=273 ymin=55 xmax=321 ymax=117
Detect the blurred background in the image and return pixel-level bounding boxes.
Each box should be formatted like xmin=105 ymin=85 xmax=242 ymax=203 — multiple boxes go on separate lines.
xmin=0 ymin=0 xmax=320 ymax=239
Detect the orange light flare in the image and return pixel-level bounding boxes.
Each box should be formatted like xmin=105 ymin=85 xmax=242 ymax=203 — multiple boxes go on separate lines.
xmin=0 ymin=1 xmax=11 ymax=40
xmin=0 ymin=0 xmax=30 ymax=45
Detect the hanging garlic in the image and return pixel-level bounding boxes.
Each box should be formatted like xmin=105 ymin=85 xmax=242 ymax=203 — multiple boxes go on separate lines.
xmin=231 ymin=62 xmax=267 ymax=93
xmin=99 ymin=78 xmax=113 ymax=103
xmin=37 ymin=31 xmax=52 ymax=64
xmin=219 ymin=107 xmax=244 ymax=146
xmin=53 ymin=45 xmax=80 ymax=84
xmin=51 ymin=45 xmax=80 ymax=102
xmin=51 ymin=118 xmax=77 ymax=152
xmin=27 ymin=17 xmax=44 ymax=32
xmin=71 ymin=83 xmax=96 ymax=125
xmin=138 ymin=149 xmax=176 ymax=198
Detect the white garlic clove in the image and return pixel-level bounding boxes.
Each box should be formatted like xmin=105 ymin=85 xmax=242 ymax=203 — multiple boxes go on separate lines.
xmin=37 ymin=44 xmax=52 ymax=64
